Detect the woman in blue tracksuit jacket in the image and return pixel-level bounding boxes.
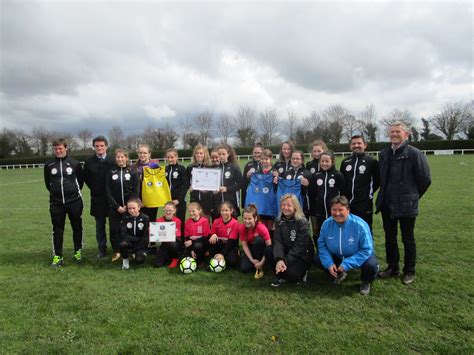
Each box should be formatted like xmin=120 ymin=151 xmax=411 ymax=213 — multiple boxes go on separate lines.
xmin=315 ymin=195 xmax=378 ymax=295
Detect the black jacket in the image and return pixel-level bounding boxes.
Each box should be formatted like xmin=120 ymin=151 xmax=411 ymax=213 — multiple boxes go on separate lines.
xmin=376 ymin=142 xmax=431 ymax=218
xmin=280 ymin=166 xmax=312 ymax=213
xmin=166 ymin=163 xmax=189 ymax=202
xmin=306 ymin=159 xmax=320 ymax=215
xmin=273 ymin=216 xmax=314 ymax=266
xmin=106 ymin=165 xmax=139 ymax=211
xmin=273 ymin=160 xmax=291 ymax=177
xmin=120 ymin=212 xmax=150 ymax=250
xmin=340 ymin=153 xmax=380 ymax=216
xmin=44 ymin=155 xmax=84 ymax=205
xmin=310 ymin=167 xmax=345 ymax=219
xmin=214 ymin=162 xmax=243 ymax=214
xmin=306 ymin=158 xmax=321 ymax=176
xmin=83 ymin=154 xmax=115 ymax=217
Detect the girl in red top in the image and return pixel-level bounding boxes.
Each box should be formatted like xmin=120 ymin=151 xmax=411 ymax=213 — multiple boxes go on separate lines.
xmin=239 ymin=205 xmax=273 ymax=278
xmin=184 ymin=202 xmax=211 ymax=263
xmin=208 ymin=201 xmax=240 ymax=268
xmin=154 ymin=201 xmax=182 ymax=269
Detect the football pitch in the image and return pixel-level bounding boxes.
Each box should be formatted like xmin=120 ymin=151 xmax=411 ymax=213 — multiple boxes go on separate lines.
xmin=0 ymin=155 xmax=472 ymax=353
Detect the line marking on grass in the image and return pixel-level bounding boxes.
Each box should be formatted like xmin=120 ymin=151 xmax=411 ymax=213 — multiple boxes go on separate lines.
xmin=0 ymin=179 xmax=42 ymax=187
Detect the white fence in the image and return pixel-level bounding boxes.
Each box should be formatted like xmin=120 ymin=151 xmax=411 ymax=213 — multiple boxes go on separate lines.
xmin=1 ymin=149 xmax=473 ymax=170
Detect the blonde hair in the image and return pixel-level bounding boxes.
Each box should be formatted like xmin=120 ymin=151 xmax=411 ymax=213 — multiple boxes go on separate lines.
xmin=188 ymin=202 xmax=203 ymax=213
xmin=279 ymin=193 xmax=305 ymax=220
xmin=191 ymin=144 xmax=210 ymax=166
xmin=115 ymin=148 xmax=130 ymax=167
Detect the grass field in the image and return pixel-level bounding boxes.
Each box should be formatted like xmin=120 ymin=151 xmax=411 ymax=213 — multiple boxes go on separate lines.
xmin=0 ymin=156 xmax=473 ymax=353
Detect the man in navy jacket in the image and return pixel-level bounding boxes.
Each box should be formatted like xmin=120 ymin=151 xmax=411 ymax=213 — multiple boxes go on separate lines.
xmin=376 ymin=121 xmax=431 ymax=285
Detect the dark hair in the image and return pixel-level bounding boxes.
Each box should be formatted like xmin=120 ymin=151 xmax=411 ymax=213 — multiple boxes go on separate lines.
xmin=320 ymin=151 xmax=335 ymax=166
xmin=216 ymin=143 xmax=237 ymax=164
xmin=261 ymin=149 xmax=273 ymax=159
xmin=242 ymin=204 xmax=259 ymax=221
xmin=350 ymin=135 xmax=366 ymax=144
xmin=253 ymin=142 xmax=264 ymax=149
xmin=330 ymin=195 xmax=350 ymax=209
xmin=93 ymin=135 xmax=108 ymax=146
xmin=219 ymin=201 xmax=235 ymax=213
xmin=52 ymin=138 xmax=68 ymax=148
xmin=291 ymin=150 xmax=305 ymax=164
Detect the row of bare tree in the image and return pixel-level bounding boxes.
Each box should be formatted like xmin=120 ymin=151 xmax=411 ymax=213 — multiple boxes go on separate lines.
xmin=1 ymin=101 xmax=471 ymax=158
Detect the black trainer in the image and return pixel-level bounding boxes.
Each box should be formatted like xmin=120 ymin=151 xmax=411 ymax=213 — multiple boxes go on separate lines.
xmin=360 ymin=283 xmax=371 ymax=295
xmin=402 ymin=273 xmax=415 ymax=285
xmin=271 ymin=277 xmax=286 ymax=287
xmin=377 ymin=267 xmax=400 ymax=278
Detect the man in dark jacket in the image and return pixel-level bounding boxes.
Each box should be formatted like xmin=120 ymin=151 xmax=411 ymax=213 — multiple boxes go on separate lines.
xmin=340 ymin=135 xmax=380 ymax=231
xmin=44 ymin=138 xmax=84 ymax=267
xmin=83 ymin=136 xmax=115 ymax=258
xmin=376 ymin=122 xmax=431 ymax=285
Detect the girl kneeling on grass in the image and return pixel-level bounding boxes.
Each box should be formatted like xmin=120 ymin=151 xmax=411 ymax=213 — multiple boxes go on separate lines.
xmin=154 ymin=201 xmax=183 ymax=269
xmin=208 ymin=201 xmax=240 ymax=268
xmin=271 ymin=193 xmax=314 ymax=287
xmin=239 ymin=205 xmax=272 ymax=278
xmin=184 ymin=202 xmax=211 ymax=265
xmin=120 ymin=198 xmax=150 ymax=270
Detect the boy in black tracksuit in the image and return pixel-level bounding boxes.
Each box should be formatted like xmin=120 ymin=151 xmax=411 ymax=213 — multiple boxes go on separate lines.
xmin=120 ymin=199 xmax=150 ymax=269
xmin=340 ymin=136 xmax=380 ymax=231
xmin=44 ymin=138 xmax=84 ymax=267
xmin=105 ymin=151 xmax=139 ymax=260
xmin=165 ymin=149 xmax=189 ymax=235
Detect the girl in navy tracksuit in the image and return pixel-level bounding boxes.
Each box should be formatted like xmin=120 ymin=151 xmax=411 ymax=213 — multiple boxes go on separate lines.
xmin=165 ymin=148 xmax=189 ymax=235
xmin=278 ymin=150 xmax=312 ymax=217
xmin=106 ymin=149 xmax=139 ymax=261
xmin=273 ymin=140 xmax=295 ymax=177
xmin=306 ymin=140 xmax=328 ymax=240
xmin=186 ymin=144 xmax=213 ymax=217
xmin=310 ymin=151 xmax=345 ymax=242
xmin=212 ymin=144 xmax=243 ymax=218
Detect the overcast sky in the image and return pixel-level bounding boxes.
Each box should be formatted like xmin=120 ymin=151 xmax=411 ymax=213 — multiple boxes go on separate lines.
xmin=0 ymin=0 xmax=472 ymax=136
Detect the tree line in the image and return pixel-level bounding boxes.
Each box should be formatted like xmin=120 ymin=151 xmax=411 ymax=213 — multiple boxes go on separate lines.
xmin=1 ymin=100 xmax=472 ymax=158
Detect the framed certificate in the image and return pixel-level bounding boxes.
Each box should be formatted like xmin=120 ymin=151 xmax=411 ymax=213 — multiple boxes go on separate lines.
xmin=149 ymin=222 xmax=176 ymax=242
xmin=191 ymin=168 xmax=222 ymax=191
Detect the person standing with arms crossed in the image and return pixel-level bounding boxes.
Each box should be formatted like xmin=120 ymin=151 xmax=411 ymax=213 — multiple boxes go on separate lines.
xmin=376 ymin=121 xmax=431 ymax=285
xmin=44 ymin=138 xmax=84 ymax=267
xmin=340 ymin=135 xmax=379 ymax=232
xmin=83 ymin=136 xmax=115 ymax=259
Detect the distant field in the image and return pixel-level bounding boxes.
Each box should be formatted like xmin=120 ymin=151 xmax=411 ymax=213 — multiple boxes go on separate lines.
xmin=0 ymin=156 xmax=472 ymax=353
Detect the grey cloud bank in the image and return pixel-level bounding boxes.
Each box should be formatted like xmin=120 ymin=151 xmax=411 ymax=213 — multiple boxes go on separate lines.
xmin=0 ymin=1 xmax=471 ymax=135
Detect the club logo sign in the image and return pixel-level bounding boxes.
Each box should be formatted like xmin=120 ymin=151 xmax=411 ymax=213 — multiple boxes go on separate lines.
xmin=51 ymin=168 xmax=57 ymax=175
xmin=66 ymin=167 xmax=73 ymax=175
xmin=127 ymin=222 xmax=133 ymax=228
xmin=345 ymin=165 xmax=352 ymax=172
xmin=329 ymin=178 xmax=335 ymax=187
xmin=359 ymin=165 xmax=366 ymax=174
xmin=290 ymin=229 xmax=297 ymax=241
xmin=317 ymin=179 xmax=323 ymax=186
xmin=310 ymin=167 xmax=316 ymax=174
xmin=125 ymin=173 xmax=131 ymax=180
xmin=138 ymin=223 xmax=144 ymax=230
xmin=225 ymin=171 xmax=231 ymax=179
xmin=262 ymin=187 xmax=269 ymax=194
xmin=112 ymin=174 xmax=119 ymax=180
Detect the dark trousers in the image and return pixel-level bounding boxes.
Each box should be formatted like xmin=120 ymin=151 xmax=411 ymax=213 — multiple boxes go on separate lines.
xmin=276 ymin=258 xmax=309 ymax=283
xmin=351 ymin=210 xmax=373 ymax=233
xmin=175 ymin=202 xmax=187 ymax=236
xmin=109 ymin=211 xmax=124 ymax=252
xmin=95 ymin=215 xmax=110 ymax=253
xmin=313 ymin=253 xmax=379 ymax=282
xmin=154 ymin=241 xmax=183 ymax=267
xmin=240 ymin=236 xmax=273 ymax=273
xmin=120 ymin=240 xmax=146 ymax=264
xmin=185 ymin=238 xmax=209 ymax=261
xmin=50 ymin=199 xmax=83 ymax=256
xmin=381 ymin=209 xmax=417 ymax=274
xmin=208 ymin=240 xmax=239 ymax=268
xmin=312 ymin=215 xmax=327 ymax=248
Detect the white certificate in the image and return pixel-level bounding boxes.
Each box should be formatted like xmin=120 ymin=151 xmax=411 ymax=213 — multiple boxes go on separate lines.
xmin=149 ymin=222 xmax=176 ymax=242
xmin=191 ymin=168 xmax=222 ymax=191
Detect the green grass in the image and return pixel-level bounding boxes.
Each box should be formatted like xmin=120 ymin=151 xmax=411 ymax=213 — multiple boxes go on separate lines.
xmin=0 ymin=156 xmax=473 ymax=353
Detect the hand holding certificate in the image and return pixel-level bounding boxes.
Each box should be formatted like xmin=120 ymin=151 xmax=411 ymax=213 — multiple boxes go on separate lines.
xmin=149 ymin=222 xmax=176 ymax=242
xmin=191 ymin=168 xmax=222 ymax=191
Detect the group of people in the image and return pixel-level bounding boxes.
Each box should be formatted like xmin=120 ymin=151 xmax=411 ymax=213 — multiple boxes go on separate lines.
xmin=44 ymin=120 xmax=431 ymax=295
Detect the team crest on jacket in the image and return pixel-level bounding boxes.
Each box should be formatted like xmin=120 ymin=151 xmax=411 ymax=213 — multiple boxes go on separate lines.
xmin=226 ymin=227 xmax=231 ymax=236
xmin=125 ymin=173 xmax=131 ymax=180
xmin=329 ymin=178 xmax=335 ymax=187
xmin=112 ymin=174 xmax=119 ymax=180
xmin=348 ymin=236 xmax=355 ymax=244
xmin=224 ymin=171 xmax=231 ymax=178
xmin=290 ymin=229 xmax=296 ymax=241
xmin=127 ymin=222 xmax=133 ymax=228
xmin=51 ymin=168 xmax=57 ymax=175
xmin=286 ymin=175 xmax=292 ymax=180
xmin=173 ymin=171 xmax=179 ymax=178
xmin=262 ymin=187 xmax=269 ymax=194
xmin=66 ymin=167 xmax=73 ymax=175
xmin=359 ymin=165 xmax=366 ymax=174
xmin=197 ymin=226 xmax=203 ymax=233
xmin=345 ymin=165 xmax=352 ymax=172
xmin=310 ymin=167 xmax=316 ymax=174
xmin=138 ymin=223 xmax=144 ymax=230
xmin=278 ymin=167 xmax=284 ymax=174
xmin=317 ymin=179 xmax=323 ymax=186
